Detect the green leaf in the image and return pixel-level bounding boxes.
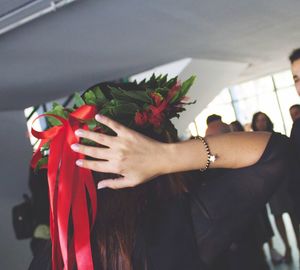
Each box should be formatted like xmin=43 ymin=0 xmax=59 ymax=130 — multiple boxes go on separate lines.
xmin=99 ymin=106 xmax=112 ymax=116
xmin=35 ymin=157 xmax=48 ymax=172
xmin=179 ymin=75 xmax=196 ymax=98
xmin=87 ymin=119 xmax=98 ymax=130
xmin=46 ymin=102 xmax=68 ymax=126
xmin=156 ymin=87 xmax=169 ymax=99
xmin=101 ymin=99 xmax=140 ymax=116
xmin=83 ymin=90 xmax=97 ymax=105
xmin=165 ymin=77 xmax=177 ymax=89
xmin=148 ymin=73 xmax=158 ymax=89
xmin=170 ymin=76 xmax=196 ymax=104
xmin=74 ymin=92 xmax=85 ymax=107
xmin=158 ymin=74 xmax=168 ymax=86
xmin=46 ymin=117 xmax=61 ymax=127
xmin=93 ymin=86 xmax=108 ymax=106
xmin=139 ymin=78 xmax=146 ymax=85
xmin=41 ymin=141 xmax=50 ymax=152
xmin=111 ymin=103 xmax=140 ymax=116
xmin=80 ymin=138 xmax=98 ymax=146
xmin=109 ymin=87 xmax=129 ymax=101
xmin=109 ymin=86 xmax=152 ymax=104
xmin=111 ymin=115 xmax=134 ymax=128
xmin=169 ymin=91 xmax=180 ymax=104
xmin=124 ymin=90 xmax=152 ymax=103
xmin=52 ymin=103 xmax=67 ymax=116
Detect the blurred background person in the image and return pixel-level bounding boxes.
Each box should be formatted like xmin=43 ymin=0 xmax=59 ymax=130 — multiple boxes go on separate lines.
xmin=289 ymin=104 xmax=300 ymax=123
xmin=290 ymin=48 xmax=300 ymax=96
xmin=205 ymin=114 xmax=231 ymax=136
xmin=287 ymin=50 xmax=300 ymax=228
xmin=230 ymin=120 xmax=245 ymax=132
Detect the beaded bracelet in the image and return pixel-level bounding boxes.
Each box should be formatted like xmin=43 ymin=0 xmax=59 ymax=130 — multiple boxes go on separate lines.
xmin=194 ymin=136 xmax=217 ymax=172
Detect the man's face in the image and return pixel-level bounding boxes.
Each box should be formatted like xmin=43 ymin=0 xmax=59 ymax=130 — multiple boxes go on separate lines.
xmin=290 ymin=107 xmax=300 ymax=122
xmin=291 ymin=59 xmax=300 ymax=96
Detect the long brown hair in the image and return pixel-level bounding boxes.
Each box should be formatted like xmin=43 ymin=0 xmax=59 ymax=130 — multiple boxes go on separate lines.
xmin=91 ymin=132 xmax=186 ymax=270
xmin=83 ymin=82 xmax=187 ymax=270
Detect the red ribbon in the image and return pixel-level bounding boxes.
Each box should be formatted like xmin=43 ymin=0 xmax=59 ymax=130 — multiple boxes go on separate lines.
xmin=31 ymin=105 xmax=97 ymax=270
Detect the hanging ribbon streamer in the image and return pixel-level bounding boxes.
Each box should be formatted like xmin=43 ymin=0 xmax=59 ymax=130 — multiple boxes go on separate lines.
xmin=31 ymin=105 xmax=97 ymax=270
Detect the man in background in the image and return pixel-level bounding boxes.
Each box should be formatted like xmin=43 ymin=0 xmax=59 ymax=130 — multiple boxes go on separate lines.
xmin=288 ymin=50 xmax=300 ymax=222
xmin=205 ymin=114 xmax=230 ymax=136
xmin=289 ymin=50 xmax=300 ymax=157
xmin=289 ymin=104 xmax=300 ymax=123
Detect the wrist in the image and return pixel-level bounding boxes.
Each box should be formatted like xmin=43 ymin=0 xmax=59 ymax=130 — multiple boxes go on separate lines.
xmin=156 ymin=142 xmax=176 ymax=175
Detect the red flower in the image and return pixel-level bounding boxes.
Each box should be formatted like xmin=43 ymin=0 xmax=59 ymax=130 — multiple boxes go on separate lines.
xmin=149 ymin=100 xmax=168 ymax=117
xmin=148 ymin=100 xmax=168 ymax=128
xmin=181 ymin=96 xmax=190 ymax=102
xmin=135 ymin=111 xmax=148 ymax=126
xmin=150 ymin=92 xmax=163 ymax=106
xmin=166 ymin=82 xmax=181 ymax=102
xmin=148 ymin=113 xmax=164 ymax=128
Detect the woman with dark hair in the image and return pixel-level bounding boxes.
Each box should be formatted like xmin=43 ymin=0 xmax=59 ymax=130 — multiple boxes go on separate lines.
xmin=251 ymin=112 xmax=274 ymax=132
xmin=251 ymin=111 xmax=300 ymax=264
xmin=29 ymin=79 xmax=294 ymax=270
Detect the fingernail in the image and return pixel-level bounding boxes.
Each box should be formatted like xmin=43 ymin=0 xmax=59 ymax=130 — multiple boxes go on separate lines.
xmin=97 ymin=182 xmax=106 ymax=189
xmin=95 ymin=114 xmax=103 ymax=122
xmin=71 ymin=143 xmax=79 ymax=152
xmin=76 ymin=159 xmax=83 ymax=166
xmin=75 ymin=129 xmax=84 ymax=137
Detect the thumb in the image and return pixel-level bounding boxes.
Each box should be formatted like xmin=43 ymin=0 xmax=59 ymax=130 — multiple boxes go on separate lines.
xmin=97 ymin=177 xmax=135 ymax=190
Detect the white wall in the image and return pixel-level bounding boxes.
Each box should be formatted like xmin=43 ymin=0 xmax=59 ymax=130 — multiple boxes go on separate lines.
xmin=0 ymin=110 xmax=33 ymax=269
xmin=174 ymin=59 xmax=248 ymax=136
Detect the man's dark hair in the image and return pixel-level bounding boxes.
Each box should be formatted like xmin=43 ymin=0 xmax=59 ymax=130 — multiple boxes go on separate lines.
xmin=206 ymin=114 xmax=222 ymax=125
xmin=290 ymin=104 xmax=300 ymax=111
xmin=289 ymin=48 xmax=300 ymax=64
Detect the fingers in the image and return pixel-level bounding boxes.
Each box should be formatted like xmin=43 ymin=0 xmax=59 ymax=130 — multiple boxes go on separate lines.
xmin=71 ymin=143 xmax=111 ymax=160
xmin=75 ymin=159 xmax=116 ymax=174
xmin=95 ymin=114 xmax=128 ymax=135
xmin=74 ymin=129 xmax=115 ymax=147
xmin=97 ymin=177 xmax=136 ymax=190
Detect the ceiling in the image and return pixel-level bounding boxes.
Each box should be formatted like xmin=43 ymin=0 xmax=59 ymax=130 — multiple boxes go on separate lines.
xmin=0 ymin=0 xmax=300 ymax=110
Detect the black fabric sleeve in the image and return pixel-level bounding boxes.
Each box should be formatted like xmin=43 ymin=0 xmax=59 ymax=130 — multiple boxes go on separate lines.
xmin=189 ymin=132 xmax=292 ymax=266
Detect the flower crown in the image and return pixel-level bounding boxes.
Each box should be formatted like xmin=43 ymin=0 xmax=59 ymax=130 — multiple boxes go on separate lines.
xmin=36 ymin=75 xmax=195 ymax=167
xmin=49 ymin=74 xmax=195 ymax=130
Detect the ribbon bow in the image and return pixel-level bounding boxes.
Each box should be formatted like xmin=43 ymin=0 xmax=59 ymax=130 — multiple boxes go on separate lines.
xmin=31 ymin=105 xmax=97 ymax=270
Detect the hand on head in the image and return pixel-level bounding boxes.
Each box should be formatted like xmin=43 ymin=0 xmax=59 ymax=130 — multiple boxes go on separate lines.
xmin=71 ymin=114 xmax=167 ymax=190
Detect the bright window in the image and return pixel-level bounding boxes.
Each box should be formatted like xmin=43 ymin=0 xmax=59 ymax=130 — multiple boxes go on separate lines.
xmin=190 ymin=70 xmax=300 ymax=137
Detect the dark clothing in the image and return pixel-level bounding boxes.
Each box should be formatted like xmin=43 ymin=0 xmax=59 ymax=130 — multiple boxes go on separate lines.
xmin=29 ymin=168 xmax=49 ymax=226
xmin=288 ymin=119 xmax=300 ymax=220
xmin=291 ymin=118 xmax=300 ymax=158
xmin=29 ymin=133 xmax=291 ymax=270
xmin=28 ymin=168 xmax=50 ymax=256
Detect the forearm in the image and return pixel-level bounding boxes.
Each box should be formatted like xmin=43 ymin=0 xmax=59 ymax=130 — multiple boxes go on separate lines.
xmin=73 ymin=116 xmax=275 ymax=189
xmin=162 ymin=132 xmax=271 ymax=174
